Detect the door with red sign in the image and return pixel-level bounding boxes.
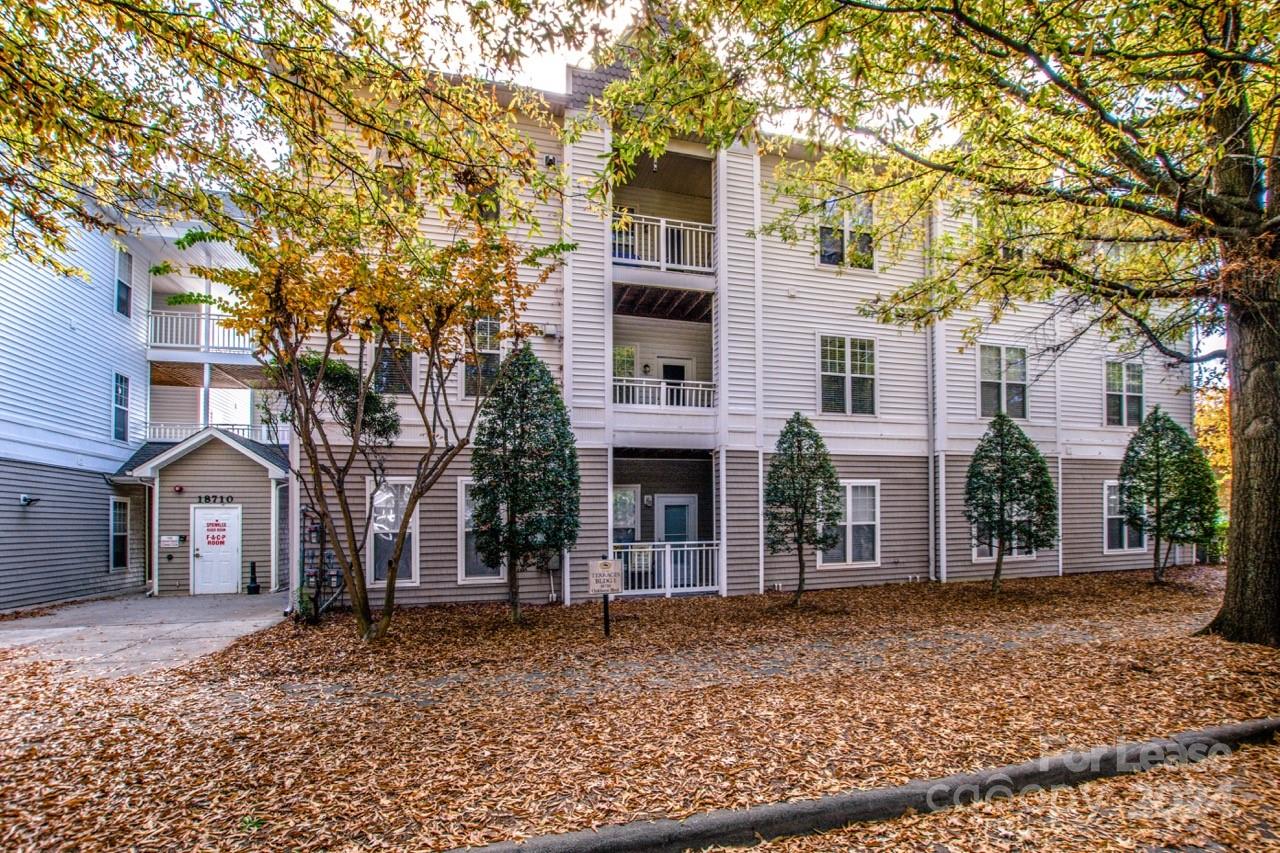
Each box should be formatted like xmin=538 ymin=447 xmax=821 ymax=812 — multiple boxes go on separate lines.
xmin=191 ymin=505 xmax=242 ymax=594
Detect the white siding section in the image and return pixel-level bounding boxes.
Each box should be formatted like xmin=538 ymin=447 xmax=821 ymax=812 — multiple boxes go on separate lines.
xmin=612 ymin=316 xmax=712 ymax=382
xmin=613 ymin=185 xmax=711 ymax=223
xmin=565 ymin=118 xmax=610 ymax=444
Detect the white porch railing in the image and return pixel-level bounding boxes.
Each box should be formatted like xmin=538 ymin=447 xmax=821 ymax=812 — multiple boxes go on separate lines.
xmin=148 ymin=422 xmax=287 ymax=443
xmin=613 ymin=377 xmax=716 ymax=408
xmin=611 ymin=541 xmax=720 ymax=595
xmin=612 ymin=211 xmax=715 ymax=273
xmin=149 ymin=310 xmax=254 ymax=353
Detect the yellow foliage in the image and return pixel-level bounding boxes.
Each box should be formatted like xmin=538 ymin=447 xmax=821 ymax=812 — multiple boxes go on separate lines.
xmin=1195 ymin=386 xmax=1231 ymax=512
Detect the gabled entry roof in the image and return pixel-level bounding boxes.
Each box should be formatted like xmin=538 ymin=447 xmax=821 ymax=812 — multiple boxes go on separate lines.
xmin=117 ymin=428 xmax=288 ymax=480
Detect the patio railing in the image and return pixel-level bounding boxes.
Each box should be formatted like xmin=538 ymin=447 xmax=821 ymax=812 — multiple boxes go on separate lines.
xmin=611 ymin=541 xmax=720 ymax=595
xmin=149 ymin=310 xmax=254 ymax=353
xmin=147 ymin=422 xmax=287 ymax=443
xmin=613 ymin=377 xmax=716 ymax=409
xmin=612 ymin=210 xmax=715 ymax=273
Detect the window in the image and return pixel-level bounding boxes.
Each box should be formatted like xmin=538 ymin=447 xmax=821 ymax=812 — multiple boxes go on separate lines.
xmin=475 ymin=185 xmax=500 ymax=223
xmin=459 ymin=479 xmax=503 ymax=581
xmin=1104 ymin=481 xmax=1146 ymax=552
xmin=464 ymin=317 xmax=501 ymax=398
xmin=612 ymin=485 xmax=640 ymax=543
xmin=373 ymin=332 xmax=413 ymax=394
xmin=115 ymin=250 xmax=133 ymax=317
xmin=613 ymin=344 xmax=636 ymax=379
xmin=819 ymin=335 xmax=876 ymax=415
xmin=972 ymin=519 xmax=1036 ymax=561
xmin=1105 ymin=362 xmax=1144 ymax=426
xmin=112 ymin=373 xmax=130 ymax=441
xmin=819 ymin=481 xmax=879 ymax=566
xmin=368 ymin=479 xmax=418 ymax=585
xmin=110 ymin=498 xmax=129 ymax=571
xmin=979 ymin=344 xmax=1027 ymax=419
xmin=818 ymin=198 xmax=873 ymax=269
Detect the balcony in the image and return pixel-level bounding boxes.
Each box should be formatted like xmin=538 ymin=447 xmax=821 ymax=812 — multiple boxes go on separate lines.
xmin=612 ymin=211 xmax=714 ymax=274
xmin=149 ymin=310 xmax=256 ymax=358
xmin=611 ymin=541 xmax=720 ymax=596
xmin=613 ymin=377 xmax=715 ymax=409
xmin=147 ymin=422 xmax=288 ymax=444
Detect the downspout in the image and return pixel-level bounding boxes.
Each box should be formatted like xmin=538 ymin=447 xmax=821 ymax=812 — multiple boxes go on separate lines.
xmin=924 ymin=202 xmax=938 ymax=582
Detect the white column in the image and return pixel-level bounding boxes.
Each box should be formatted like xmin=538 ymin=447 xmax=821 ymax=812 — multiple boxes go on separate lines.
xmin=201 ymin=362 xmax=212 ymax=427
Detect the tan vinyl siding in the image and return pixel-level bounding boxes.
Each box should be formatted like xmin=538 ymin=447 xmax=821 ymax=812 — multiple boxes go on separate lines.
xmin=0 ymin=459 xmax=146 ymax=610
xmin=567 ymin=447 xmax=609 ymax=603
xmin=763 ymin=454 xmax=931 ymax=591
xmin=148 ymin=386 xmax=201 ymax=424
xmin=613 ymin=185 xmax=711 ymax=223
xmin=942 ymin=453 xmax=1061 ymax=582
xmin=724 ymin=450 xmax=762 ymax=596
xmin=1060 ymin=457 xmax=1154 ymax=574
xmin=155 ymin=441 xmax=277 ymax=595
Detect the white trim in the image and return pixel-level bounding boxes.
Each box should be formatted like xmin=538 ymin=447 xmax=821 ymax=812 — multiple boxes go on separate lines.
xmin=814 ymin=199 xmax=876 ymax=272
xmin=757 ymin=449 xmax=765 ymax=594
xmin=366 ymin=476 xmax=421 ymax=587
xmin=189 ymin=503 xmax=243 ymax=595
xmin=151 ymin=471 xmax=161 ymax=595
xmin=718 ymin=446 xmax=728 ymax=596
xmin=816 ymin=479 xmax=881 ymax=569
xmin=975 ymin=342 xmax=1029 ymax=421
xmin=1102 ymin=360 xmax=1145 ymax=428
xmin=611 ymin=483 xmax=641 ymax=542
xmin=455 ymin=477 xmax=506 ymax=585
xmin=130 ymin=428 xmax=287 ymax=479
xmin=937 ymin=452 xmax=947 ymax=582
xmin=655 ymin=493 xmax=699 ymax=542
xmin=1057 ymin=456 xmax=1064 ymax=576
xmin=1102 ymin=480 xmax=1150 ymax=554
xmin=109 ymin=496 xmax=129 ymax=571
xmin=269 ymin=480 xmax=281 ymax=592
xmin=111 ymin=371 xmax=131 ymax=444
xmin=814 ymin=331 xmax=880 ymax=418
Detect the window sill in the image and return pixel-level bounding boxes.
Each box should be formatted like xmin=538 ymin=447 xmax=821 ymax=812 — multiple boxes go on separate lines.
xmin=971 ymin=554 xmax=1038 ymax=565
xmin=368 ymin=578 xmax=421 ymax=588
xmin=817 ymin=561 xmax=881 ymax=570
xmin=457 ymin=575 xmax=507 ymax=586
xmin=1102 ymin=547 xmax=1149 ymax=556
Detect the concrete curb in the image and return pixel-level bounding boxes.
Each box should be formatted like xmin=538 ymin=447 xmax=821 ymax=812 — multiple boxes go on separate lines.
xmin=455 ymin=717 xmax=1280 ymax=853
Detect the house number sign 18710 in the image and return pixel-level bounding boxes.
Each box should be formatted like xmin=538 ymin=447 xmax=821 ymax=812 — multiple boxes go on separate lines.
xmin=196 ymin=494 xmax=235 ymax=504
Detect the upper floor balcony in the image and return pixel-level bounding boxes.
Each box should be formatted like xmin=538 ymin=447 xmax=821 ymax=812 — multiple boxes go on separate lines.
xmin=612 ymin=211 xmax=714 ymax=275
xmin=147 ymin=422 xmax=288 ymax=444
xmin=612 ymin=151 xmax=715 ymax=291
xmin=148 ymin=309 xmax=258 ymax=367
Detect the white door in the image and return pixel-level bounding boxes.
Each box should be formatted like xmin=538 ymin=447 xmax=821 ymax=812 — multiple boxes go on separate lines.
xmin=191 ymin=505 xmax=242 ymax=594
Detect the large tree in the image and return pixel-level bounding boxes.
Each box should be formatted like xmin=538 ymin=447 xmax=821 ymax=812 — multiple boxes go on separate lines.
xmin=1120 ymin=406 xmax=1220 ymax=583
xmin=764 ymin=412 xmax=842 ymax=606
xmin=472 ymin=344 xmax=581 ymax=623
xmin=964 ymin=414 xmax=1058 ymax=594
xmin=600 ymin=2 xmax=1280 ymax=645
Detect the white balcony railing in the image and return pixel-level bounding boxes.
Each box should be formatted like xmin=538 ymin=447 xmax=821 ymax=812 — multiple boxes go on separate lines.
xmin=612 ymin=211 xmax=714 ymax=273
xmin=611 ymin=541 xmax=720 ymax=596
xmin=613 ymin=377 xmax=716 ymax=409
xmin=149 ymin=310 xmax=255 ymax=353
xmin=148 ymin=422 xmax=288 ymax=444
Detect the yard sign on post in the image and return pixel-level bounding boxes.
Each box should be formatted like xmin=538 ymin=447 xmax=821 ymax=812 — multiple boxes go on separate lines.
xmin=589 ymin=556 xmax=621 ymax=637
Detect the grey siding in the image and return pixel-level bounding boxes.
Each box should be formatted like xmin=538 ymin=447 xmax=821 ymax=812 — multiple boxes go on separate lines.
xmin=567 ymin=448 xmax=609 ymax=604
xmin=764 ymin=454 xmax=931 ymax=591
xmin=942 ymin=453 xmax=1061 ymax=582
xmin=724 ymin=450 xmax=762 ymax=596
xmin=612 ymin=457 xmax=715 ymax=541
xmin=0 ymin=458 xmax=146 ymax=610
xmin=1061 ymin=458 xmax=1154 ymax=574
xmin=155 ymin=441 xmax=277 ymax=595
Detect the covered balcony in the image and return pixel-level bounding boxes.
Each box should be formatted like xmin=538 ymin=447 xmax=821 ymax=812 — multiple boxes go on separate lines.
xmin=149 ymin=309 xmax=256 ymax=359
xmin=611 ymin=450 xmax=719 ymax=596
xmin=612 ymin=151 xmax=715 ymax=288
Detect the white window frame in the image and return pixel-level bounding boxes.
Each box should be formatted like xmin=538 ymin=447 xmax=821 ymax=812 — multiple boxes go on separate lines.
xmin=371 ymin=331 xmax=416 ymax=396
xmin=365 ymin=476 xmax=420 ymax=587
xmin=611 ymin=483 xmax=641 ymax=543
xmin=971 ymin=512 xmax=1038 ymax=563
xmin=112 ymin=372 xmax=130 ymax=442
xmin=1103 ymin=361 xmax=1144 ymax=428
xmin=109 ymin=496 xmax=129 ymax=571
xmin=976 ymin=343 xmax=1029 ymax=420
xmin=115 ymin=249 xmax=133 ymax=318
xmin=462 ymin=317 xmax=502 ymax=399
xmin=612 ymin=344 xmax=637 ymax=379
xmin=817 ymin=479 xmax=881 ymax=568
xmin=1102 ymin=480 xmax=1148 ymax=554
xmin=457 ymin=477 xmax=507 ymax=584
xmin=815 ymin=199 xmax=875 ymax=271
xmin=815 ymin=333 xmax=879 ymax=417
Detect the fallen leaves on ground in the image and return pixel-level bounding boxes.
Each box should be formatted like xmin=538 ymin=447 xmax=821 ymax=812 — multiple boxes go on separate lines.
xmin=0 ymin=566 xmax=1277 ymax=852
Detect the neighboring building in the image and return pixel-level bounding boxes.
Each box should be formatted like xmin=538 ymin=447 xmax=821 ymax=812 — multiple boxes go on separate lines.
xmin=0 ymin=62 xmax=1194 ymax=611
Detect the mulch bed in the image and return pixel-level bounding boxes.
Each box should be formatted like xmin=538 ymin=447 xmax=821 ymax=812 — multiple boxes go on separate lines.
xmin=0 ymin=566 xmax=1277 ymax=851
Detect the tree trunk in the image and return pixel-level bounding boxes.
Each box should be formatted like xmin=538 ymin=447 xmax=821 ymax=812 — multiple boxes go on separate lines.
xmin=991 ymin=537 xmax=1005 ymax=594
xmin=1153 ymin=532 xmax=1164 ymax=585
xmin=792 ymin=544 xmax=806 ymax=606
xmin=508 ymin=548 xmax=522 ymax=623
xmin=1205 ymin=282 xmax=1280 ymax=646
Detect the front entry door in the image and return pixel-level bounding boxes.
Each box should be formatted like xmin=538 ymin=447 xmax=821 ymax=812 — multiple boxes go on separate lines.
xmin=655 ymin=495 xmax=697 ymax=543
xmin=659 ymin=359 xmax=691 ymax=406
xmin=191 ymin=505 xmax=242 ymax=594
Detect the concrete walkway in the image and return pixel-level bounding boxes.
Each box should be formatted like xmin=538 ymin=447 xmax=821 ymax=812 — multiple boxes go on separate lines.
xmin=0 ymin=592 xmax=287 ymax=677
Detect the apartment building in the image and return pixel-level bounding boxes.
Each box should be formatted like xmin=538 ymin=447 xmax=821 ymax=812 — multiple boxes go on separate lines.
xmin=0 ymin=61 xmax=1193 ymax=611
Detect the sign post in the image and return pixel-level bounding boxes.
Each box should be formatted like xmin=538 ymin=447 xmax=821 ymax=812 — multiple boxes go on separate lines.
xmin=588 ymin=557 xmax=622 ymax=637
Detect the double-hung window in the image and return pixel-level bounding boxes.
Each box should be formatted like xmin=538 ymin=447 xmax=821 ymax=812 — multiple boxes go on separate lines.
xmin=112 ymin=373 xmax=130 ymax=441
xmin=820 ymin=480 xmax=879 ymax=566
xmin=1105 ymin=362 xmax=1144 ymax=426
xmin=1104 ymin=481 xmax=1146 ymax=551
xmin=373 ymin=331 xmax=413 ymax=395
xmin=110 ymin=498 xmax=129 ymax=571
xmin=820 ymin=335 xmax=876 ymax=415
xmin=459 ymin=479 xmax=503 ymax=581
xmin=464 ymin=317 xmax=501 ymax=398
xmin=368 ymin=479 xmax=418 ymax=585
xmin=115 ymin=249 xmax=133 ymax=318
xmin=818 ymin=199 xmax=874 ymax=269
xmin=973 ymin=519 xmax=1036 ymax=561
xmin=979 ymin=344 xmax=1027 ymax=419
